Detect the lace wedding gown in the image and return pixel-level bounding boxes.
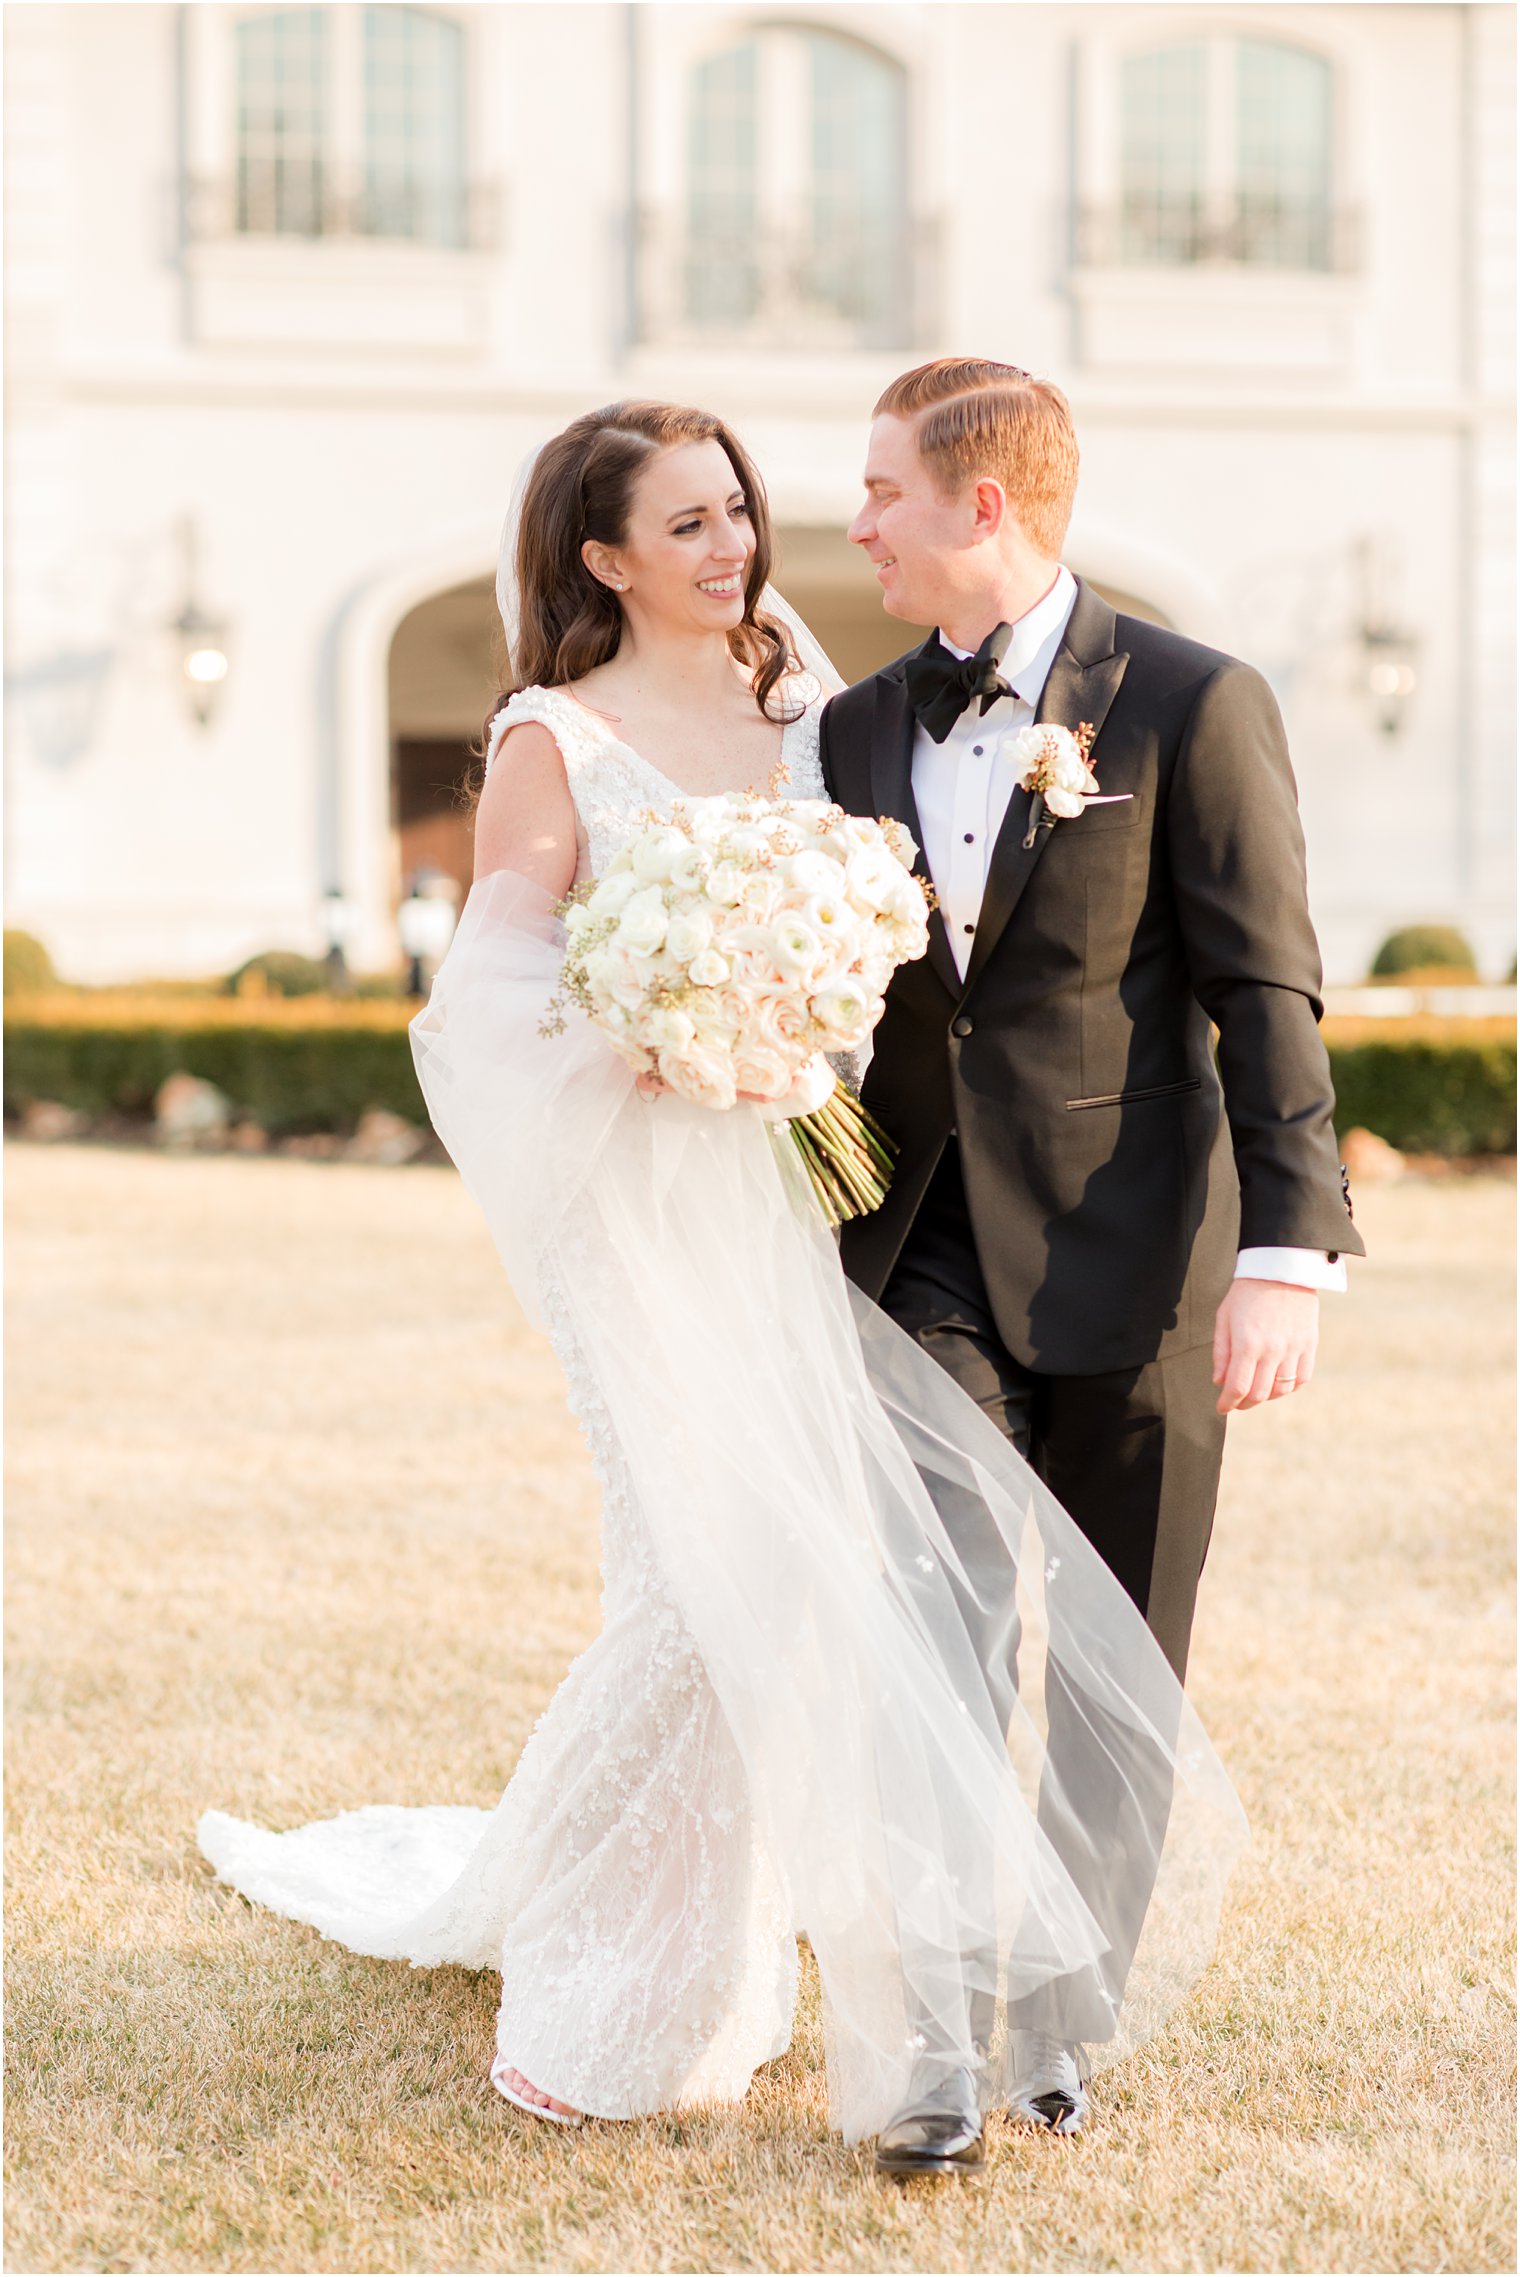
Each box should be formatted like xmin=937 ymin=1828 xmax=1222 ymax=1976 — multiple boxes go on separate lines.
xmin=200 ymin=683 xmax=1246 ymax=2142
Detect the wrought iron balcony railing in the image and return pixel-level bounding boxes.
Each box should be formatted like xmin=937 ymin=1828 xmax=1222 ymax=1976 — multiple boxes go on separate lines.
xmin=631 ymin=209 xmax=943 ymax=353
xmin=181 ymin=169 xmax=500 ymax=253
xmin=1073 ymin=195 xmax=1361 ymax=276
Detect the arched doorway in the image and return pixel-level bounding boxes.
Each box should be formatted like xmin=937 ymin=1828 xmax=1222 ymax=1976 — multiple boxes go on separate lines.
xmin=387 ymin=576 xmax=498 ymax=904
xmin=771 ymin=525 xmax=1174 ymax=683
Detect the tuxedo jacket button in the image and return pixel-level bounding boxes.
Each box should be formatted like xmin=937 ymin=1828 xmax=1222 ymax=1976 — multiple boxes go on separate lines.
xmin=951 ymin=1016 xmax=973 ymax=1038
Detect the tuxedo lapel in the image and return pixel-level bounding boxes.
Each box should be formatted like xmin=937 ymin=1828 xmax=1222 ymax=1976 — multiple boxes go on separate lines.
xmin=869 ymin=669 xmax=961 ymax=998
xmin=959 ymin=581 xmax=1131 ymax=997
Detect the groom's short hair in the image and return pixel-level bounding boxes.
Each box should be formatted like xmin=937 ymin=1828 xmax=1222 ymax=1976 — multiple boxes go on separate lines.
xmin=874 ymin=359 xmax=1078 ymax=557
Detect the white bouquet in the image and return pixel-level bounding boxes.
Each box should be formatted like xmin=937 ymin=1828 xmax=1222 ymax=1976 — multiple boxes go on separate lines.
xmin=543 ymin=792 xmax=931 ymax=1223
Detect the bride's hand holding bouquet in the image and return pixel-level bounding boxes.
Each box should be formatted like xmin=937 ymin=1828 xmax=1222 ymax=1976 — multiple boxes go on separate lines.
xmin=543 ymin=790 xmax=930 ymax=1224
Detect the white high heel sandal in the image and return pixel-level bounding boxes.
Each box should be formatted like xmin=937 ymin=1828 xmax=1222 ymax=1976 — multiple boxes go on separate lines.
xmin=489 ymin=2053 xmax=584 ymax=2129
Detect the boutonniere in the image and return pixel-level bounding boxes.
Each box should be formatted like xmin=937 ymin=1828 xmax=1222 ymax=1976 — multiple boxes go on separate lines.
xmin=999 ymin=722 xmax=1131 ymax=849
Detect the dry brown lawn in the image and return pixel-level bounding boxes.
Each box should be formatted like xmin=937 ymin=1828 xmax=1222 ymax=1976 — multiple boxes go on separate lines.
xmin=4 ymin=1144 xmax=1514 ymax=2275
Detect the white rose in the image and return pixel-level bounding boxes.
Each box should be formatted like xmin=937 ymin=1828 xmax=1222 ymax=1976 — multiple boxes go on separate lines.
xmin=732 ymin=1042 xmax=794 ymax=1101
xmin=660 ymin=1041 xmax=738 ymax=1112
xmin=1044 ymin=783 xmax=1087 ymax=819
xmin=587 ymin=869 xmax=640 ymax=920
xmin=631 ymin=825 xmax=693 ymax=885
xmin=784 ymin=1053 xmax=838 ymax=1116
xmin=665 ymin=908 xmax=715 ymax=963
xmin=753 ymin=989 xmax=810 ymax=1054
xmin=784 ymin=850 xmax=844 ymax=896
xmin=723 ymin=823 xmax=773 ymax=862
xmin=739 ymin=871 xmax=783 ymax=920
xmin=880 ymin=817 xmax=919 ymax=870
xmin=688 ymin=947 xmax=732 ymax=987
xmin=637 ymin=1005 xmax=697 ymax=1052
xmin=707 ymin=860 xmax=748 ymax=906
xmin=615 ymin=885 xmax=669 ymax=957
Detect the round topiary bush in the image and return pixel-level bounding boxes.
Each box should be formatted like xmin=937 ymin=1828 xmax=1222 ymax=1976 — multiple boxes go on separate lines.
xmin=1370 ymin=925 xmax=1477 ymax=979
xmin=3 ymin=931 xmax=56 ymax=998
xmin=225 ymin=950 xmax=330 ymax=999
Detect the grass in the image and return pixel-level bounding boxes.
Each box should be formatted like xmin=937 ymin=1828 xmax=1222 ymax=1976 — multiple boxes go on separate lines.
xmin=4 ymin=1144 xmax=1514 ymax=2275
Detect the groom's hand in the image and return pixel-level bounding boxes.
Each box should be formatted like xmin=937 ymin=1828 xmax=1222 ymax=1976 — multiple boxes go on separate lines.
xmin=1212 ymin=1281 xmax=1319 ymax=1413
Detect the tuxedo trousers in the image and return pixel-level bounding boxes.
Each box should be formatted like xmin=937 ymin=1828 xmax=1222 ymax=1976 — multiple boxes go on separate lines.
xmin=878 ymin=1134 xmax=1228 ymax=2049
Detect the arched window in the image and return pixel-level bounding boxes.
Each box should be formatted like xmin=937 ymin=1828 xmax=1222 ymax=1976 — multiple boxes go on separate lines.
xmin=235 ymin=7 xmax=330 ymax=236
xmin=233 ymin=5 xmax=466 ymax=245
xmin=359 ymin=5 xmax=467 ymax=247
xmin=683 ymin=27 xmax=908 ymax=344
xmin=1118 ymin=37 xmax=1334 ymax=269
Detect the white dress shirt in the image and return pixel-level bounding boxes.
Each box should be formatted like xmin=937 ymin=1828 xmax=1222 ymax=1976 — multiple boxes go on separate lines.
xmin=912 ymin=568 xmax=1347 ymax=1295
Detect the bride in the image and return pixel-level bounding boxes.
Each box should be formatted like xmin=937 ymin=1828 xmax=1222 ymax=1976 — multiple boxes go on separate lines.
xmin=199 ymin=400 xmax=1244 ymax=2167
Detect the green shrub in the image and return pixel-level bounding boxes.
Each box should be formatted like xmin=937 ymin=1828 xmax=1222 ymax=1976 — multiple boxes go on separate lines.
xmin=1370 ymin=925 xmax=1477 ymax=978
xmin=5 ymin=1006 xmax=1514 ymax=1157
xmin=1328 ymin=1037 xmax=1515 ymax=1156
xmin=225 ymin=950 xmax=331 ymax=999
xmin=3 ymin=932 xmax=56 ymax=998
xmin=3 ymin=1012 xmax=423 ymax=1135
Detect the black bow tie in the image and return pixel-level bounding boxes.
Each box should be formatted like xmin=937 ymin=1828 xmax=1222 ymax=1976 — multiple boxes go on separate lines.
xmin=903 ymin=623 xmax=1015 ymax=744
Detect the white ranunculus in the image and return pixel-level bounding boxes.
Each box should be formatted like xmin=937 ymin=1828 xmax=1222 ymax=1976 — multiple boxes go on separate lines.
xmin=665 ymin=908 xmax=715 ymax=963
xmin=616 ymin=886 xmax=669 ymax=957
xmin=687 ymin=947 xmax=732 ymax=987
xmin=670 ymin=842 xmax=714 ymax=895
xmin=767 ymin=912 xmax=825 ymax=977
xmin=1044 ymin=783 xmax=1088 ymax=819
xmin=809 ymin=982 xmax=872 ymax=1046
xmin=802 ymin=891 xmax=858 ymax=942
xmin=844 ymin=847 xmax=899 ymax=913
xmin=629 ymin=824 xmax=690 ymax=885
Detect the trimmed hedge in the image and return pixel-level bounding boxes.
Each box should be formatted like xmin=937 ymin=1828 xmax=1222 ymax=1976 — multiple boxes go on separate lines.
xmin=4 ymin=1007 xmax=422 ymax=1136
xmin=4 ymin=1003 xmax=1515 ymax=1154
xmin=1324 ymin=1036 xmax=1515 ymax=1157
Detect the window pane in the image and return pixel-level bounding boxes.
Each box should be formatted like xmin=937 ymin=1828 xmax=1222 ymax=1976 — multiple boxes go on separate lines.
xmin=1236 ymin=40 xmax=1332 ymax=269
xmin=1119 ymin=43 xmax=1206 ymax=265
xmin=806 ymin=33 xmax=906 ymax=340
xmin=235 ymin=7 xmax=330 ymax=237
xmin=685 ymin=43 xmax=759 ymax=324
xmin=361 ymin=6 xmax=467 ymax=246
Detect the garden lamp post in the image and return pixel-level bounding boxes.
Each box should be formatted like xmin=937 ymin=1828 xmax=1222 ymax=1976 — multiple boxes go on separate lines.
xmin=397 ymin=869 xmax=460 ymax=998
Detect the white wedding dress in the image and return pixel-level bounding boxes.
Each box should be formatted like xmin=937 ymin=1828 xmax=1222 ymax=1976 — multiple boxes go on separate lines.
xmin=200 ymin=683 xmax=1246 ymax=2142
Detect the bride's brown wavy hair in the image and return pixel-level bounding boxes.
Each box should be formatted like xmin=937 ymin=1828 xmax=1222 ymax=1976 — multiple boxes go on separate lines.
xmin=479 ymin=401 xmax=800 ymax=759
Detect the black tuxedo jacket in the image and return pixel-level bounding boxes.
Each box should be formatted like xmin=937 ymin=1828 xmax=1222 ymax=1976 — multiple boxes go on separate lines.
xmin=819 ymin=579 xmax=1364 ymax=1375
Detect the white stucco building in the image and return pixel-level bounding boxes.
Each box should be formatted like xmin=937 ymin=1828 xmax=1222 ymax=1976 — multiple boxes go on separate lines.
xmin=4 ymin=0 xmax=1514 ymax=982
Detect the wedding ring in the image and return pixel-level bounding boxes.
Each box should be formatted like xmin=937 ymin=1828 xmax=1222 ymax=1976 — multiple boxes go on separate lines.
xmin=1273 ymin=1376 xmax=1296 ymax=1389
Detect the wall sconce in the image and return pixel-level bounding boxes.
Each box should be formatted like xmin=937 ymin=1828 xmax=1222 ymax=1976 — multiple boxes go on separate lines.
xmin=172 ymin=517 xmax=231 ymax=727
xmin=1354 ymin=537 xmax=1419 ymax=736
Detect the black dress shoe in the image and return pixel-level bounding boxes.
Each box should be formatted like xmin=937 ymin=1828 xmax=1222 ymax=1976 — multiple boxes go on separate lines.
xmin=874 ymin=2063 xmax=986 ymax=2178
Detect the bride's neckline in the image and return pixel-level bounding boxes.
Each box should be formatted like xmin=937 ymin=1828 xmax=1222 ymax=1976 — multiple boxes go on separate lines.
xmin=546 ymin=681 xmax=808 ymax=803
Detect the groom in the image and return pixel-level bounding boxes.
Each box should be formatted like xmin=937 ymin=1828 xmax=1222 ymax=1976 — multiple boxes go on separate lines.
xmin=818 ymin=358 xmax=1362 ymax=2176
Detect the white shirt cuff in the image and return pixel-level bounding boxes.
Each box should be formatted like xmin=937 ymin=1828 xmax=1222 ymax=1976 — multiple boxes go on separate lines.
xmin=1235 ymin=1247 xmax=1348 ymax=1294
